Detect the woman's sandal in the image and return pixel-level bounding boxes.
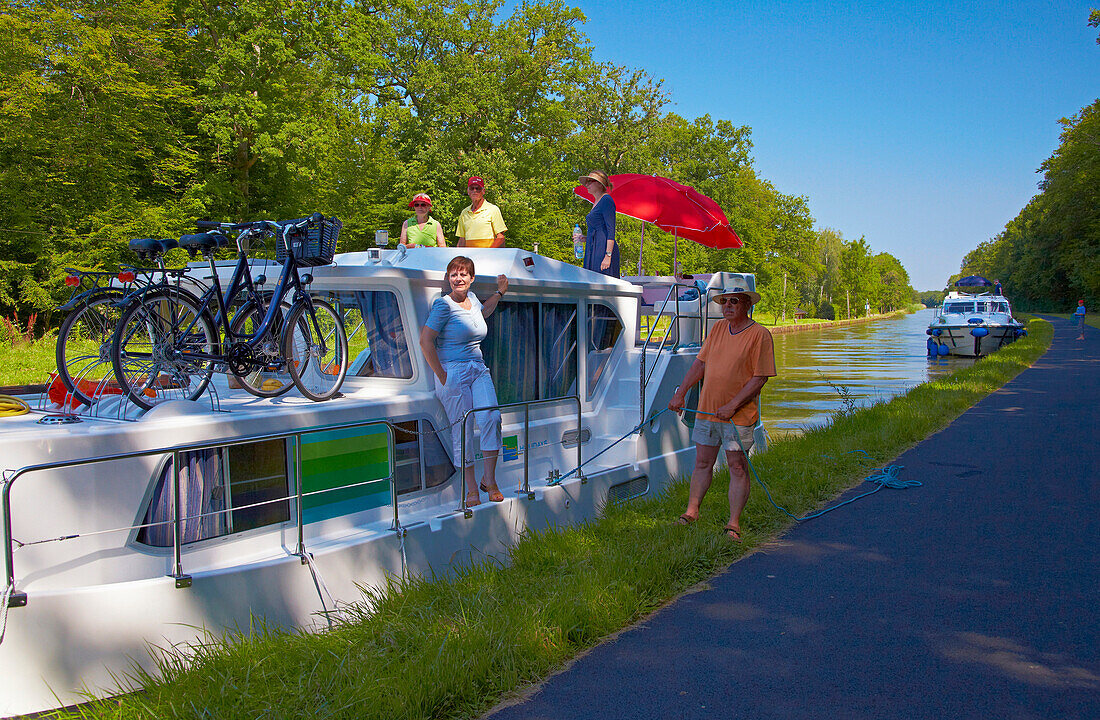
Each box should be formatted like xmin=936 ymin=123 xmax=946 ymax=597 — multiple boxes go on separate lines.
xmin=722 ymin=524 xmax=742 ymax=542
xmin=674 ymin=514 xmax=697 ymax=526
xmin=465 ymin=493 xmax=482 ymax=507
xmin=479 ymin=483 xmax=505 ymax=503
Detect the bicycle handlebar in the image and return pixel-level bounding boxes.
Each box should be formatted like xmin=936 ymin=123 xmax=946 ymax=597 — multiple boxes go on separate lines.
xmin=196 ymin=213 xmax=324 ymax=235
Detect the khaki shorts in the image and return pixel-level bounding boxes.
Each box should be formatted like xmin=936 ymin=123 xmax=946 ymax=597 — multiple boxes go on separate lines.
xmin=691 ymin=417 xmax=755 ymax=453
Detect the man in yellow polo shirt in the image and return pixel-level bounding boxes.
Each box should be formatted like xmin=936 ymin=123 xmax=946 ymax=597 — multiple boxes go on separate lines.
xmin=456 ymin=176 xmax=507 ymax=248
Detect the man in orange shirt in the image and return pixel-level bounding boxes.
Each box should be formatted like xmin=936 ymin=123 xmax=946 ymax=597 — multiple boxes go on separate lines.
xmin=668 ymin=280 xmax=776 ymax=541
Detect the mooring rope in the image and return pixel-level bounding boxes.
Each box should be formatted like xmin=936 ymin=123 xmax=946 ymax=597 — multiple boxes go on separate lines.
xmin=552 ymin=406 xmax=919 ymax=522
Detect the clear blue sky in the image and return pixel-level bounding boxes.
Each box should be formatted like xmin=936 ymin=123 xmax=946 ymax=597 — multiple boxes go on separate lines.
xmin=573 ymin=1 xmax=1099 ymax=290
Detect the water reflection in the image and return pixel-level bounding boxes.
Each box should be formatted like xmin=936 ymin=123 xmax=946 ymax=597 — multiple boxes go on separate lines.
xmin=761 ymin=309 xmax=973 ymax=434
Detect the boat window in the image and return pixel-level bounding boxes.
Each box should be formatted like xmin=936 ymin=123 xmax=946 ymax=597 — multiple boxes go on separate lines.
xmin=137 ymin=439 xmax=290 ymax=547
xmin=394 ymin=419 xmax=455 ymax=495
xmin=992 ymin=302 xmax=1009 ymax=313
xmin=945 ymin=303 xmax=974 ymax=314
xmin=484 ymin=301 xmax=579 ymax=404
xmin=337 ymin=291 xmax=413 ymax=378
xmin=587 ymin=303 xmax=623 ymax=398
xmin=485 ymin=301 xmax=538 ymax=404
xmin=542 ymin=303 xmax=578 ymax=398
xmin=975 ymin=302 xmax=987 ymax=312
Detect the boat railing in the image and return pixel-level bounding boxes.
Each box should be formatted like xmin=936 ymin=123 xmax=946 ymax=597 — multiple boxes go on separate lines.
xmin=639 ymin=283 xmax=704 ymax=426
xmin=458 ymin=394 xmax=582 ymax=517
xmin=1 ymin=419 xmax=398 ymax=608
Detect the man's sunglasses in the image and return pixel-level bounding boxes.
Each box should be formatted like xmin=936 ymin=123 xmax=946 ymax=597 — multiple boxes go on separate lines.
xmin=412 ymin=203 xmax=429 ymax=208
xmin=716 ymin=297 xmax=743 ymax=306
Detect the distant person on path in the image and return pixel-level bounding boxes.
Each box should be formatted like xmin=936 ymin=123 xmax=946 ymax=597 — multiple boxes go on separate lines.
xmin=668 ymin=279 xmax=776 ymax=541
xmin=399 ymin=193 xmax=446 ymax=248
xmin=994 ymin=279 xmax=1003 ymax=295
xmin=579 ymin=170 xmax=619 ymax=277
xmin=420 ymin=256 xmax=509 ymax=506
xmin=1076 ymin=299 xmax=1086 ymax=340
xmin=456 ymin=176 xmax=507 ymax=248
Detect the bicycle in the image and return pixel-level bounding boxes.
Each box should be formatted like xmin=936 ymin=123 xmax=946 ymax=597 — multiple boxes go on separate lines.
xmin=53 ymin=238 xmax=195 ymax=407
xmin=109 ymin=214 xmax=349 ymax=410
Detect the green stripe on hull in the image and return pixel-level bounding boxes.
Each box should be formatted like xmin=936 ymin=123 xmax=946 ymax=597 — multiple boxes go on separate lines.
xmin=300 ymin=425 xmax=392 ymax=518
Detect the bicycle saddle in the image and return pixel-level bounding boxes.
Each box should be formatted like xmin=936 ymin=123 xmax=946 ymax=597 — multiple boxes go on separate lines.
xmin=178 ymin=232 xmax=229 ymax=255
xmin=128 ymin=237 xmax=180 ymax=259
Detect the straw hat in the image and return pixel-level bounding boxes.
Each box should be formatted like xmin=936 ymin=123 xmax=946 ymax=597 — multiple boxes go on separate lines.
xmin=578 ymin=170 xmax=612 ymax=191
xmin=707 ymin=273 xmax=761 ymax=305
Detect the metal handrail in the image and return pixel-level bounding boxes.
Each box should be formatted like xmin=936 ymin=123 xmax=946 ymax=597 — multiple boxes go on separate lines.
xmin=639 ymin=283 xmax=704 ymax=425
xmin=458 ymin=395 xmax=583 ymax=517
xmin=2 ymin=418 xmax=397 ymax=607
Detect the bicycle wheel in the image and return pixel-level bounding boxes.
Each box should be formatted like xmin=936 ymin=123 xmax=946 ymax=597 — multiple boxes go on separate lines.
xmin=283 ymin=298 xmax=348 ymax=401
xmin=111 ymin=288 xmax=217 ymax=410
xmin=227 ymin=300 xmax=296 ymax=398
xmin=55 ymin=290 xmax=126 ymax=406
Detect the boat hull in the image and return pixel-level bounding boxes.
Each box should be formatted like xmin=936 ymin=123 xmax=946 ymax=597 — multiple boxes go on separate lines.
xmin=929 ymin=323 xmax=1022 ymax=357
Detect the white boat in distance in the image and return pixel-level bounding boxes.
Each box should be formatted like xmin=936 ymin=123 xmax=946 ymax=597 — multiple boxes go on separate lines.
xmin=0 ymin=248 xmax=762 ymax=716
xmin=927 ymin=286 xmax=1025 ymax=357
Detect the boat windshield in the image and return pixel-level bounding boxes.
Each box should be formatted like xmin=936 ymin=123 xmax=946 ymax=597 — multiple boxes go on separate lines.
xmin=944 ymin=302 xmax=974 ymax=314
xmin=339 ymin=291 xmax=414 ymax=378
xmin=991 ymin=302 xmax=1009 ymax=313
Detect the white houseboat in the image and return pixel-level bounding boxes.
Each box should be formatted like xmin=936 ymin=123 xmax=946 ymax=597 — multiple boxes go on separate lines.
xmin=0 ymin=248 xmax=761 ymax=716
xmin=927 ymin=290 xmax=1024 ymax=357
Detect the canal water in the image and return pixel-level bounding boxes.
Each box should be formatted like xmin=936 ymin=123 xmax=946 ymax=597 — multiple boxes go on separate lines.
xmin=760 ymin=308 xmax=973 ymax=434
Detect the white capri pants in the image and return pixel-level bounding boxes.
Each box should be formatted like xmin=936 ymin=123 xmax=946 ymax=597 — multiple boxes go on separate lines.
xmin=435 ymin=360 xmax=502 ymax=468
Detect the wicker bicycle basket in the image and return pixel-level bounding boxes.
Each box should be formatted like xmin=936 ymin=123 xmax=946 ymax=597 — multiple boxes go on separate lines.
xmin=276 ymin=215 xmax=342 ymax=267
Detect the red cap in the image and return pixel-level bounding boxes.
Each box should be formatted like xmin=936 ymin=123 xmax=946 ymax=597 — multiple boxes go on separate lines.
xmin=408 ymin=193 xmax=432 ymax=208
xmin=467 ymin=176 xmax=485 ymax=189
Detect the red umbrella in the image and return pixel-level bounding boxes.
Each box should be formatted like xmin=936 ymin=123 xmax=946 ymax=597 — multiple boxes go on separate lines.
xmin=574 ymin=173 xmax=741 ymax=274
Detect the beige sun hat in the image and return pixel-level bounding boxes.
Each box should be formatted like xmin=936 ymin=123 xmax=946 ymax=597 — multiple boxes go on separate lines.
xmin=578 ymin=170 xmax=612 ymax=191
xmin=706 ymin=272 xmax=761 ymax=305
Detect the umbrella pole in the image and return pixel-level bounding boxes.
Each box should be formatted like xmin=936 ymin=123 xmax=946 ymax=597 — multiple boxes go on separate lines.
xmin=637 ymin=224 xmax=645 ymax=277
xmin=673 ymin=229 xmax=679 ymax=277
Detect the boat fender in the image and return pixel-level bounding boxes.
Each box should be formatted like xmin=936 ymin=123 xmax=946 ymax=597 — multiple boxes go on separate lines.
xmin=937 ymin=343 xmax=950 ymax=356
xmin=970 ymin=327 xmax=989 ymax=338
xmin=925 ymin=328 xmax=933 ymax=335
xmin=931 ymin=328 xmax=942 ymax=337
xmin=926 ymin=338 xmax=938 ymax=356
xmin=1020 ymin=328 xmax=1027 ymax=337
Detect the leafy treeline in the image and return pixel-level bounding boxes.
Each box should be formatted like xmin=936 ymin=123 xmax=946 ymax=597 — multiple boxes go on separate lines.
xmin=0 ymin=0 xmax=913 ymax=324
xmin=954 ymin=12 xmax=1099 ymax=310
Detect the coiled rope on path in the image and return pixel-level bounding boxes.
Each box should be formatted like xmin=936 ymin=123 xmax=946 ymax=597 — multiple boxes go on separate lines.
xmin=553 ymin=406 xmax=919 ymax=522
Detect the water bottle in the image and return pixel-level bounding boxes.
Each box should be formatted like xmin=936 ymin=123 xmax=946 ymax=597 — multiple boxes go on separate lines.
xmin=573 ymin=224 xmax=584 ymax=260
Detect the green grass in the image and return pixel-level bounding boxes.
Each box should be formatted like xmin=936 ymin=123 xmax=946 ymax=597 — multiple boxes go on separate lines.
xmin=754 ymin=308 xmax=907 ymax=327
xmin=49 ymin=319 xmax=1053 ymax=720
xmin=0 ymin=334 xmax=57 ymax=387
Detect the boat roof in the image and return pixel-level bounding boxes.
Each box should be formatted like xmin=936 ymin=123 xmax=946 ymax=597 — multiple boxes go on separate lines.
xmin=312 ymin=247 xmax=641 ymax=297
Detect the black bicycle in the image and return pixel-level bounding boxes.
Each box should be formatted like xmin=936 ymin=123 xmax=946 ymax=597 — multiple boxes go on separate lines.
xmin=109 ymin=214 xmax=349 ymax=409
xmin=53 ymin=238 xmax=199 ymax=406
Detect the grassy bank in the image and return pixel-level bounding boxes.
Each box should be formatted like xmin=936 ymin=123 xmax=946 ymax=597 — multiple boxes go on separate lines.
xmin=53 ymin=319 xmax=1053 ymax=720
xmin=0 ymin=335 xmax=56 ymax=387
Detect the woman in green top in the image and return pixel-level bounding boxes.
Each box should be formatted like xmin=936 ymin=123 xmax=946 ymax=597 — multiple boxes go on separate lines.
xmin=399 ymin=193 xmax=447 ymax=247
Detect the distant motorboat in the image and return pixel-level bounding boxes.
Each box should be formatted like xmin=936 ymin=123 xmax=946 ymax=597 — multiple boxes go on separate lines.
xmin=927 ymin=288 xmax=1024 ymax=357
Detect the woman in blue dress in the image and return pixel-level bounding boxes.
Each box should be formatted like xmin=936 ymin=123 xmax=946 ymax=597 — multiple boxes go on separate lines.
xmin=580 ymin=170 xmax=618 ymax=277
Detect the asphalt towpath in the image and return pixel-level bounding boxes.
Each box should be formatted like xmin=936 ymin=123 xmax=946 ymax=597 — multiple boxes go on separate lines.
xmin=487 ymin=316 xmax=1099 ymax=720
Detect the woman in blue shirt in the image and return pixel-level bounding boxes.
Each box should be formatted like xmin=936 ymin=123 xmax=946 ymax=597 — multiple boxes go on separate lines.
xmin=420 ymin=256 xmax=510 ymax=506
xmin=580 ymin=170 xmax=618 ymax=277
